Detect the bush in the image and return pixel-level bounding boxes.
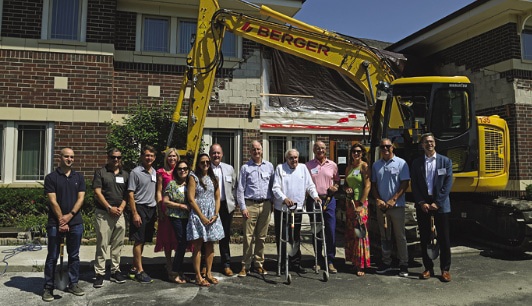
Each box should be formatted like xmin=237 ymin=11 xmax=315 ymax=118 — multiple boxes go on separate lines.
xmin=0 ymin=180 xmax=96 ymax=239
xmin=526 ymin=184 xmax=532 ymax=201
xmin=106 ymin=101 xmax=187 ymax=171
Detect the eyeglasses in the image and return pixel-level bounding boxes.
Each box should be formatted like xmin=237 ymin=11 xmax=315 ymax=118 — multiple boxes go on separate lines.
xmin=109 ymin=156 xmax=122 ymax=160
xmin=176 ymin=167 xmax=189 ymax=171
xmin=352 ymin=150 xmax=363 ymax=154
xmin=288 ymin=156 xmax=298 ymax=160
xmin=380 ymin=144 xmax=392 ymax=149
xmin=200 ymin=160 xmax=210 ymax=165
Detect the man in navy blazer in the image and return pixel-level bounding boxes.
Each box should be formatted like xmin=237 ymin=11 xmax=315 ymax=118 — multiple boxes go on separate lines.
xmin=411 ymin=133 xmax=453 ymax=282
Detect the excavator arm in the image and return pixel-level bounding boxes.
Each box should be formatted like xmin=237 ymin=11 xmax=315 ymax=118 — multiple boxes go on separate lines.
xmin=171 ymin=0 xmax=403 ymax=165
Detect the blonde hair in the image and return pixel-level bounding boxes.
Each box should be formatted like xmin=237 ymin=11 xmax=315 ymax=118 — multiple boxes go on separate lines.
xmin=163 ymin=148 xmax=180 ymax=170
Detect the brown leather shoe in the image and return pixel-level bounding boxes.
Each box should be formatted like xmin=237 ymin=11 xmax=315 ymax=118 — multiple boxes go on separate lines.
xmin=223 ymin=267 xmax=234 ymax=276
xmin=441 ymin=270 xmax=451 ymax=282
xmin=420 ymin=270 xmax=433 ymax=280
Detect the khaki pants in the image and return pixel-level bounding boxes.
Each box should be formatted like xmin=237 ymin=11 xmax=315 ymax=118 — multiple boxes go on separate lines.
xmin=241 ymin=200 xmax=272 ymax=269
xmin=94 ymin=208 xmax=126 ymax=275
xmin=376 ymin=206 xmax=409 ymax=266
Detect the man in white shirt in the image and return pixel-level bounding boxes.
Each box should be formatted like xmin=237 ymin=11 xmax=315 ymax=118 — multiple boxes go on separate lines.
xmin=272 ymin=148 xmax=320 ymax=273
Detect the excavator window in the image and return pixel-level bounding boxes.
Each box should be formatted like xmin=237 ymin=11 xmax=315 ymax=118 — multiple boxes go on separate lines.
xmin=431 ymin=89 xmax=470 ymax=139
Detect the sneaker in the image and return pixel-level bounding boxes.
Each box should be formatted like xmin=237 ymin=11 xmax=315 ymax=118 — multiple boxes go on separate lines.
xmin=111 ymin=271 xmax=126 ymax=284
xmin=93 ymin=274 xmax=104 ymax=288
xmin=313 ymin=265 xmax=321 ymax=272
xmin=255 ymin=266 xmax=268 ymax=275
xmin=328 ymin=263 xmax=338 ymax=274
xmin=238 ymin=267 xmax=248 ymax=277
xmin=399 ymin=265 xmax=409 ymax=277
xmin=128 ymin=267 xmax=137 ymax=280
xmin=42 ymin=288 xmax=54 ymax=302
xmin=67 ymin=283 xmax=85 ymax=296
xmin=376 ymin=264 xmax=392 ymax=274
xmin=135 ymin=271 xmax=154 ymax=284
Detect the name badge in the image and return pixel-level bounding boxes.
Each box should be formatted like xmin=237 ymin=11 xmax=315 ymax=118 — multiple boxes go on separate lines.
xmin=151 ymin=173 xmax=157 ymax=182
xmin=115 ymin=177 xmax=124 ymax=184
xmin=311 ymin=167 xmax=319 ymax=175
xmin=353 ymin=169 xmax=360 ymax=175
xmin=390 ymin=167 xmax=399 ymax=175
xmin=438 ymin=168 xmax=446 ymax=175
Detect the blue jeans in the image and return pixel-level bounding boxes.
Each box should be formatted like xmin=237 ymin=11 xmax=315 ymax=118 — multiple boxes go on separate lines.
xmin=170 ymin=217 xmax=188 ymax=273
xmin=44 ymin=224 xmax=84 ymax=289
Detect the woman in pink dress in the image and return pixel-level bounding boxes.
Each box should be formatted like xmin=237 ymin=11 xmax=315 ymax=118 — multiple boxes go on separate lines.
xmin=156 ymin=148 xmax=179 ymax=277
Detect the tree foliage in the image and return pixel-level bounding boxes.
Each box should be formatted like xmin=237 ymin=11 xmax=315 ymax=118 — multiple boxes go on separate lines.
xmin=106 ymin=101 xmax=187 ymax=171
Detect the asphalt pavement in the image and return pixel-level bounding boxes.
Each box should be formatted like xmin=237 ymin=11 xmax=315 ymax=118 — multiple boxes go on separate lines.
xmin=1 ymin=234 xmax=531 ymax=306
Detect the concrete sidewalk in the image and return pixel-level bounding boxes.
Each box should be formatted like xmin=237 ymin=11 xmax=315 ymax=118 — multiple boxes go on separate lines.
xmin=0 ymin=236 xmax=340 ymax=274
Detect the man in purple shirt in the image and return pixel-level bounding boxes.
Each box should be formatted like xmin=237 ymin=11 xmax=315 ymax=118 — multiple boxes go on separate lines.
xmin=305 ymin=141 xmax=340 ymax=273
xmin=236 ymin=141 xmax=274 ymax=277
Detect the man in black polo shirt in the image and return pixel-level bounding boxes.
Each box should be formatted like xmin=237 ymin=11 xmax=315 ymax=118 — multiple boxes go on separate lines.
xmin=92 ymin=148 xmax=129 ymax=288
xmin=42 ymin=148 xmax=86 ymax=302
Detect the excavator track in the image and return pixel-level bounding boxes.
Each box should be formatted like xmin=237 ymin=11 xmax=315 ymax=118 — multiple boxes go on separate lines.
xmin=451 ymin=195 xmax=532 ymax=253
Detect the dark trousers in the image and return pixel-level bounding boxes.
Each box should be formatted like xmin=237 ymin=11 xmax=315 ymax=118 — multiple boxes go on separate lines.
xmin=218 ymin=201 xmax=233 ymax=268
xmin=274 ymin=208 xmax=303 ymax=267
xmin=306 ymin=197 xmax=336 ymax=265
xmin=169 ymin=217 xmax=188 ymax=273
xmin=417 ymin=209 xmax=451 ymax=272
xmin=44 ymin=223 xmax=83 ymax=289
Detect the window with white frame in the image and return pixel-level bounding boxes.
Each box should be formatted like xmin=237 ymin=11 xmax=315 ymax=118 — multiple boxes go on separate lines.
xmin=42 ymin=0 xmax=87 ymax=41
xmin=523 ymin=27 xmax=532 ymax=61
xmin=268 ymin=135 xmax=312 ymax=166
xmin=143 ymin=16 xmax=170 ymax=52
xmin=0 ymin=123 xmax=3 ymax=181
xmin=0 ymin=122 xmax=53 ymax=183
xmin=202 ymin=129 xmax=242 ymax=168
xmin=138 ymin=14 xmax=240 ymax=57
xmin=176 ymin=20 xmax=238 ymax=56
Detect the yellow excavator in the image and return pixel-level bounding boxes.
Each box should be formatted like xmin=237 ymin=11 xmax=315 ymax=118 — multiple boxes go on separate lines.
xmin=171 ymin=0 xmax=531 ymax=252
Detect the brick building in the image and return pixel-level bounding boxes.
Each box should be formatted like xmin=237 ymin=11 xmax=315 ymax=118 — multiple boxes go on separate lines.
xmin=388 ymin=0 xmax=532 ymax=194
xmin=0 ymin=0 xmax=530 ymax=196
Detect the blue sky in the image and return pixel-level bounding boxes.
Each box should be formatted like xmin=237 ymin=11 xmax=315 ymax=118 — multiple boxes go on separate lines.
xmin=294 ymin=0 xmax=475 ymax=43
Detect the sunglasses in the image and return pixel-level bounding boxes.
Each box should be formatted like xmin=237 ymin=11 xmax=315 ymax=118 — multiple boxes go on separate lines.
xmin=200 ymin=160 xmax=211 ymax=165
xmin=109 ymin=156 xmax=122 ymax=160
xmin=380 ymin=144 xmax=392 ymax=149
xmin=352 ymin=150 xmax=363 ymax=154
xmin=176 ymin=167 xmax=189 ymax=171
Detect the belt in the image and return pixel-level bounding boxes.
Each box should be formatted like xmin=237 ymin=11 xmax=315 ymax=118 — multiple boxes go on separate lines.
xmin=245 ymin=198 xmax=269 ymax=204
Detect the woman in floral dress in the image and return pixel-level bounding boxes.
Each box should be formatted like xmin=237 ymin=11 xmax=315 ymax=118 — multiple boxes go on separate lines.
xmin=344 ymin=143 xmax=371 ymax=276
xmin=163 ymin=160 xmax=190 ymax=284
xmin=187 ymin=153 xmax=224 ymax=286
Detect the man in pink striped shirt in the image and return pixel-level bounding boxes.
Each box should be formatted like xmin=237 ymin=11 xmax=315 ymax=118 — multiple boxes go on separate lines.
xmin=305 ymin=141 xmax=340 ymax=273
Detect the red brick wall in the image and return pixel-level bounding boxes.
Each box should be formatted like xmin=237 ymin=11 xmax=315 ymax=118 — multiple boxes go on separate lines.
xmin=87 ymin=0 xmax=117 ymax=44
xmin=115 ymin=10 xmax=136 ymax=51
xmin=1 ymin=0 xmax=42 ymax=39
xmin=0 ymin=50 xmax=114 ymax=110
xmin=53 ymin=122 xmax=109 ymax=176
xmin=436 ymin=23 xmax=521 ymax=72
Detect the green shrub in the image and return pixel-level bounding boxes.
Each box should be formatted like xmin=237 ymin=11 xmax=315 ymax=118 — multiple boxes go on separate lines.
xmin=1 ymin=180 xmax=96 ymax=239
xmin=526 ymin=184 xmax=532 ymax=201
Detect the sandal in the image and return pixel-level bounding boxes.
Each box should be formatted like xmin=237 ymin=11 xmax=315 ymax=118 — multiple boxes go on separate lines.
xmin=205 ymin=275 xmax=219 ymax=284
xmin=171 ymin=276 xmax=186 ymax=284
xmin=195 ymin=277 xmax=210 ymax=287
xmin=356 ymin=270 xmax=365 ymax=277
